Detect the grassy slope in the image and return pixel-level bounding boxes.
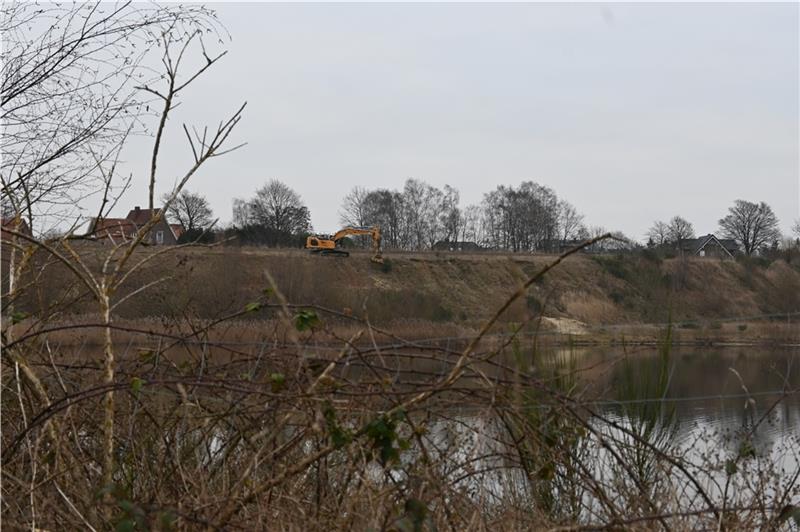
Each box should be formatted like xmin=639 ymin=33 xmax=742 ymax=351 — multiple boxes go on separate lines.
xmin=24 ymin=245 xmax=800 ymax=329
xmin=103 ymin=248 xmax=800 ymax=323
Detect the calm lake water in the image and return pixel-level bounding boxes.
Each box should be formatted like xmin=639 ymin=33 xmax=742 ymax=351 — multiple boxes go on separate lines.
xmin=418 ymin=344 xmax=800 ymax=509
xmin=81 ymin=339 xmax=800 ymax=471
xmin=558 ymin=345 xmax=800 ymax=491
xmin=587 ymin=346 xmax=800 ymax=431
xmin=114 ymin=339 xmax=800 ymax=436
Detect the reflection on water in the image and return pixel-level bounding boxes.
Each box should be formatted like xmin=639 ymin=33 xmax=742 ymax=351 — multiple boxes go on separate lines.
xmin=555 ymin=346 xmax=799 ymax=503
xmin=590 ymin=346 xmax=800 ymax=437
xmin=411 ymin=346 xmax=800 ymax=516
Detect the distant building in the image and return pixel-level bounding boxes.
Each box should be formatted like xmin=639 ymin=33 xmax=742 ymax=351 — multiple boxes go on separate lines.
xmin=89 ymin=218 xmax=139 ymax=244
xmin=87 ymin=206 xmax=182 ymax=245
xmin=170 ymin=224 xmax=185 ymax=241
xmin=1 ymin=217 xmax=32 ymax=242
xmin=432 ymin=240 xmax=482 ymax=252
xmin=677 ymin=234 xmax=738 ymax=259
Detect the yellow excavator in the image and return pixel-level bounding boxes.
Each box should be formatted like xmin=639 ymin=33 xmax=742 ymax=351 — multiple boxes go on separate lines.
xmin=305 ymin=225 xmax=384 ymax=264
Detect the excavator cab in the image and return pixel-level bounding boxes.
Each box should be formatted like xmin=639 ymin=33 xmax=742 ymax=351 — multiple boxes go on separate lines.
xmin=305 ymin=226 xmax=383 ymax=264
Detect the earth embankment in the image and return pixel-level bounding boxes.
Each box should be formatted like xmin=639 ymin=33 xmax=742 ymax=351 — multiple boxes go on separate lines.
xmin=28 ymin=246 xmax=800 ymax=338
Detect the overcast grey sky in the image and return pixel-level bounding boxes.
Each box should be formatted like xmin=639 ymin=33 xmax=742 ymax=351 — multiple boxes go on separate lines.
xmin=123 ymin=2 xmax=799 ymax=240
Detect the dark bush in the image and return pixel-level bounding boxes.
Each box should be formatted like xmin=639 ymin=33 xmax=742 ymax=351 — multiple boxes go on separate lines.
xmin=378 ymin=259 xmax=393 ymax=273
xmin=639 ymin=247 xmax=663 ymax=264
xmin=178 ymin=227 xmax=215 ymax=244
xmin=220 ymin=224 xmax=308 ymax=248
xmin=609 ymin=291 xmax=625 ymax=304
xmin=526 ymin=294 xmax=543 ymax=314
xmin=737 ymin=255 xmax=772 ymax=270
xmin=592 ymin=256 xmax=629 ymax=281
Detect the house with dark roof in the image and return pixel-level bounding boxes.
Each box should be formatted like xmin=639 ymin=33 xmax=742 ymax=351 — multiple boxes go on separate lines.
xmin=87 ymin=206 xmax=182 ymax=245
xmin=677 ymin=234 xmax=739 ymax=259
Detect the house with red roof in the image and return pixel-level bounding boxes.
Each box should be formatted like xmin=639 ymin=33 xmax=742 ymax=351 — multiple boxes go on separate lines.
xmin=87 ymin=206 xmax=183 ymax=245
xmin=1 ymin=217 xmax=32 ymax=243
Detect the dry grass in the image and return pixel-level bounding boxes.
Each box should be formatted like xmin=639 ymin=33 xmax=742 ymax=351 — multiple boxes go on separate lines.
xmin=5 ymin=309 xmax=799 ymax=530
xmin=10 ymin=245 xmax=800 ymax=330
xmin=560 ymin=291 xmax=622 ymax=324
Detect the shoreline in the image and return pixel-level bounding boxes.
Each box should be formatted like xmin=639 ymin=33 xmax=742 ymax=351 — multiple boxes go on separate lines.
xmin=8 ymin=315 xmax=798 ymax=350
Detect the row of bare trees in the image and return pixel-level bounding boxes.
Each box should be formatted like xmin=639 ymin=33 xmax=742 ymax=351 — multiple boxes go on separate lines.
xmin=648 ymin=200 xmax=791 ymax=256
xmin=337 ymin=179 xmax=614 ymax=252
xmin=217 ymin=178 xmax=603 ymax=252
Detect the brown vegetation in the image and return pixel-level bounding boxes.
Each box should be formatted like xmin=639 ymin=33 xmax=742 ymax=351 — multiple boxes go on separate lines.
xmin=4 ymin=245 xmax=800 ymax=530
xmin=14 ymin=245 xmax=800 ymax=343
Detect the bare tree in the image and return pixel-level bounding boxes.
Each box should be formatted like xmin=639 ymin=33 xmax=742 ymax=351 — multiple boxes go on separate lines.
xmin=337 ymin=186 xmax=378 ymax=248
xmin=162 ymin=190 xmax=213 ymax=231
xmin=362 ymin=189 xmax=403 ymax=248
xmin=357 ymin=180 xmax=462 ymax=250
xmin=232 ymin=197 xmax=254 ymax=227
xmin=400 ymin=178 xmax=430 ymax=250
xmin=646 ymin=220 xmax=670 ymax=246
xmin=248 ymin=179 xmax=310 ymax=234
xmin=585 ymin=225 xmax=609 ymax=252
xmin=667 ymin=216 xmax=695 ymax=249
xmin=718 ymin=200 xmax=781 ymax=256
xmin=460 ymin=204 xmax=484 ymax=245
xmin=481 ymin=182 xmax=559 ymax=252
xmin=557 ymin=200 xmax=585 ymax=245
xmin=339 ymin=186 xmax=370 ymax=227
xmin=792 ymin=218 xmax=800 ymax=239
xmin=437 ymin=184 xmax=461 ymax=245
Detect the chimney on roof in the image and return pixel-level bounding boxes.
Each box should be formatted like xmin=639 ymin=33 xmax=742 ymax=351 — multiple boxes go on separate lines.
xmin=134 ymin=206 xmax=140 ymax=214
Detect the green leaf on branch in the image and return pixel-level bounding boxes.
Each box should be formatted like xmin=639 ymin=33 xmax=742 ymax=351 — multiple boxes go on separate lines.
xmin=294 ymin=309 xmax=320 ymax=331
xmin=158 ymin=510 xmax=178 ymax=530
xmin=365 ymin=415 xmax=403 ymax=465
xmin=393 ymin=498 xmax=433 ymax=532
xmin=270 ymin=372 xmax=285 ymax=392
xmin=244 ymin=302 xmax=261 ymax=313
xmin=131 ymin=377 xmax=145 ymax=394
xmin=323 ymin=402 xmax=353 ymax=449
xmin=737 ymin=440 xmax=756 ymax=459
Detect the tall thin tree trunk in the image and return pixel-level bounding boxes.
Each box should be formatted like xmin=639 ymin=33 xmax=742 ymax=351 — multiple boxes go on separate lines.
xmin=101 ymin=295 xmax=115 ymax=516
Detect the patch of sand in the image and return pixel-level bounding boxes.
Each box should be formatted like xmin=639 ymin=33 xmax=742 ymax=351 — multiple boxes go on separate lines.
xmin=541 ymin=317 xmax=590 ymax=335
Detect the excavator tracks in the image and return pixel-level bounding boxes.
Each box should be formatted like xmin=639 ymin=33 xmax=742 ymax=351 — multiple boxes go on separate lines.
xmin=313 ymin=249 xmax=350 ymax=257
